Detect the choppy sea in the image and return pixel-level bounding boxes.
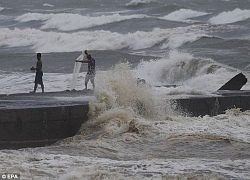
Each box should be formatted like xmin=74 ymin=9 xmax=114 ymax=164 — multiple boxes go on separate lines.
xmin=0 ymin=0 xmax=250 ymax=179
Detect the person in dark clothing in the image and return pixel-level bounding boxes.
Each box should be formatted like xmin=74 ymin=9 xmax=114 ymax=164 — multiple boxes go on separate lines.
xmin=30 ymin=53 xmax=44 ymax=93
xmin=76 ymin=50 xmax=95 ymax=90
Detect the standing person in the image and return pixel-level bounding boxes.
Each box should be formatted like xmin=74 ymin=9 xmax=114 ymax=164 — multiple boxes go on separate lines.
xmin=76 ymin=50 xmax=95 ymax=90
xmin=30 ymin=53 xmax=44 ymax=93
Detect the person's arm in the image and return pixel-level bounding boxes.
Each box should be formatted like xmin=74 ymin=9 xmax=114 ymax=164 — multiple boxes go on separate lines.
xmin=75 ymin=60 xmax=89 ymax=63
xmin=75 ymin=54 xmax=89 ymax=63
xmin=30 ymin=61 xmax=42 ymax=71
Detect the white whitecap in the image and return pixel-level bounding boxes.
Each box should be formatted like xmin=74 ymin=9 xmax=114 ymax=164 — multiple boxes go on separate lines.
xmin=15 ymin=13 xmax=148 ymax=31
xmin=161 ymin=9 xmax=209 ymax=22
xmin=43 ymin=3 xmax=54 ymax=8
xmin=125 ymin=0 xmax=155 ymax=6
xmin=0 ymin=26 xmax=207 ymax=53
xmin=209 ymin=8 xmax=250 ymax=24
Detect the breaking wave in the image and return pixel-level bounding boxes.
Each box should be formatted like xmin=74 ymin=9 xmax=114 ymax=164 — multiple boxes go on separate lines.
xmin=134 ymin=51 xmax=237 ymax=90
xmin=15 ymin=13 xmax=148 ymax=31
xmin=161 ymin=9 xmax=209 ymax=23
xmin=209 ymin=8 xmax=250 ymax=24
xmin=0 ymin=27 xmax=207 ymax=52
xmin=125 ymin=0 xmax=158 ymax=7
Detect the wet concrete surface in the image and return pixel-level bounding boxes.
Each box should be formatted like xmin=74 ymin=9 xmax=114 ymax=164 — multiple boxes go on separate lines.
xmin=0 ymin=90 xmax=93 ymax=109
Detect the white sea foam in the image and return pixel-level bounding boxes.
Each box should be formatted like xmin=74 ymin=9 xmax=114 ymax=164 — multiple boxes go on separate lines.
xmin=160 ymin=33 xmax=208 ymax=50
xmin=43 ymin=3 xmax=54 ymax=7
xmin=161 ymin=9 xmax=209 ymax=22
xmin=1 ymin=149 xmax=249 ymax=179
xmin=0 ymin=26 xmax=207 ymax=53
xmin=134 ymin=51 xmax=237 ymax=91
xmin=0 ymin=7 xmax=4 ymax=11
xmin=125 ymin=0 xmax=156 ymax=6
xmin=157 ymin=109 xmax=250 ymax=143
xmin=15 ymin=13 xmax=148 ymax=31
xmin=209 ymin=8 xmax=250 ymax=24
xmin=92 ymin=63 xmax=163 ymax=117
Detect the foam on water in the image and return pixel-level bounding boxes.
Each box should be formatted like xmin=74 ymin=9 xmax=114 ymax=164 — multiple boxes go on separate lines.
xmin=43 ymin=3 xmax=54 ymax=8
xmin=91 ymin=62 xmax=164 ymax=118
xmin=209 ymin=8 xmax=250 ymax=25
xmin=134 ymin=51 xmax=238 ymax=91
xmin=125 ymin=0 xmax=156 ymax=7
xmin=2 ymin=148 xmax=249 ymax=179
xmin=0 ymin=25 xmax=208 ymax=53
xmin=161 ymin=9 xmax=209 ymax=23
xmin=15 ymin=13 xmax=148 ymax=31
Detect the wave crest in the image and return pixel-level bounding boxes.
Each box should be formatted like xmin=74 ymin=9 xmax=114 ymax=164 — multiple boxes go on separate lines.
xmin=209 ymin=8 xmax=250 ymax=24
xmin=125 ymin=0 xmax=157 ymax=7
xmin=15 ymin=13 xmax=148 ymax=31
xmin=161 ymin=9 xmax=209 ymax=23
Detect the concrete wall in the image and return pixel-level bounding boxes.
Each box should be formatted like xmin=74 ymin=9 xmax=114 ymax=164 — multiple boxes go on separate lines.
xmin=173 ymin=95 xmax=250 ymax=117
xmin=0 ymin=104 xmax=89 ymax=149
xmin=1 ymin=92 xmax=250 ymax=150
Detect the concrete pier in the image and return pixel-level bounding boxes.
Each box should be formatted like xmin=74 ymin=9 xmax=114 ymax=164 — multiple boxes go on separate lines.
xmin=0 ymin=90 xmax=250 ymax=149
xmin=0 ymin=91 xmax=90 ymax=149
xmin=173 ymin=90 xmax=250 ymax=116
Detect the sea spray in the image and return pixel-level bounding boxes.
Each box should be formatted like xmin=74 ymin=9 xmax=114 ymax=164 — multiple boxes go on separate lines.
xmin=135 ymin=51 xmax=238 ymax=92
xmin=75 ymin=62 xmax=167 ymax=139
xmin=93 ymin=62 xmax=163 ymax=117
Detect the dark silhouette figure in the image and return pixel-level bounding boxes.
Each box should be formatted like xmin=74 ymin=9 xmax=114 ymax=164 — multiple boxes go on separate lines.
xmin=30 ymin=53 xmax=44 ymax=93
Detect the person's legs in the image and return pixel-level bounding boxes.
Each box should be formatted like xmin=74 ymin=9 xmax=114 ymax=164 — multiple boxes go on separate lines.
xmin=33 ymin=83 xmax=38 ymax=93
xmin=90 ymin=75 xmax=95 ymax=89
xmin=40 ymin=73 xmax=44 ymax=93
xmin=33 ymin=72 xmax=44 ymax=93
xmin=85 ymin=74 xmax=90 ymax=90
xmin=41 ymin=82 xmax=44 ymax=93
xmin=33 ymin=73 xmax=38 ymax=93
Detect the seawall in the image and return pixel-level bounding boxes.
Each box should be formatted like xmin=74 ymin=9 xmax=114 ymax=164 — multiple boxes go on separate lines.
xmin=174 ymin=90 xmax=250 ymax=116
xmin=0 ymin=104 xmax=88 ymax=149
xmin=0 ymin=91 xmax=90 ymax=149
xmin=0 ymin=90 xmax=250 ymax=149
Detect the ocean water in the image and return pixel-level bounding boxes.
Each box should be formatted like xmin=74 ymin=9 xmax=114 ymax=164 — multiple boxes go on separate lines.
xmin=0 ymin=0 xmax=250 ymax=179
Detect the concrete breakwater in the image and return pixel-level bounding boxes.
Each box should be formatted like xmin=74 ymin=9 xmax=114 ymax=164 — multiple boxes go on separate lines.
xmin=0 ymin=104 xmax=88 ymax=149
xmin=0 ymin=91 xmax=90 ymax=149
xmin=0 ymin=90 xmax=250 ymax=150
xmin=174 ymin=90 xmax=250 ymax=117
